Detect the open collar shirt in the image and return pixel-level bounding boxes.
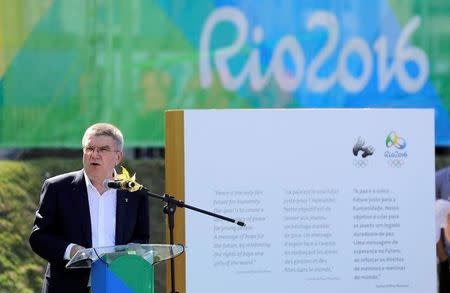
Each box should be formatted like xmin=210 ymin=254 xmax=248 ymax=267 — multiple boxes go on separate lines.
xmin=84 ymin=171 xmax=117 ymax=248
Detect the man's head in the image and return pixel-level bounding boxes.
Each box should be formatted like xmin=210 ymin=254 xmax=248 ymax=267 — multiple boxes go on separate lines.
xmin=82 ymin=123 xmax=123 ymax=184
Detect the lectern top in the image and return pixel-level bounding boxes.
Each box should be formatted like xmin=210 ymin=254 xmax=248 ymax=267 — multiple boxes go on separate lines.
xmin=66 ymin=243 xmax=184 ymax=269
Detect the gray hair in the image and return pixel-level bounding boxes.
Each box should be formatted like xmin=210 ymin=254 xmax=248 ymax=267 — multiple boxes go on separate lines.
xmin=82 ymin=123 xmax=124 ymax=151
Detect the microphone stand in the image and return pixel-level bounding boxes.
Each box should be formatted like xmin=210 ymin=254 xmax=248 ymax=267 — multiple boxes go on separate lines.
xmin=139 ymin=186 xmax=245 ymax=293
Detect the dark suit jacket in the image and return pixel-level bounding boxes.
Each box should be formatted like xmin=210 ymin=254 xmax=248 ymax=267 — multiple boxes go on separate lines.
xmin=29 ymin=170 xmax=150 ymax=293
xmin=436 ymin=166 xmax=450 ymax=293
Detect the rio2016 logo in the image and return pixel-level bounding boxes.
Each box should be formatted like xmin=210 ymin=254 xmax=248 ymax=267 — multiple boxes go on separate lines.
xmin=384 ymin=131 xmax=408 ymax=168
xmin=199 ymin=7 xmax=429 ymax=94
xmin=385 ymin=131 xmax=407 ymax=149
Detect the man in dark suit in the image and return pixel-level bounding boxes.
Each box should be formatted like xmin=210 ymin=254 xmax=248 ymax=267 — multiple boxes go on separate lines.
xmin=29 ymin=123 xmax=150 ymax=293
xmin=437 ymin=166 xmax=450 ymax=293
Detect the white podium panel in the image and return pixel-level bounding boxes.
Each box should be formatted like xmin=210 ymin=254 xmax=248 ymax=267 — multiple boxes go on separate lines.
xmin=182 ymin=109 xmax=435 ymax=293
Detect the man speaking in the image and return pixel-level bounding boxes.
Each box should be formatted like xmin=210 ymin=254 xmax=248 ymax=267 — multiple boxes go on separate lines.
xmin=29 ymin=123 xmax=150 ymax=293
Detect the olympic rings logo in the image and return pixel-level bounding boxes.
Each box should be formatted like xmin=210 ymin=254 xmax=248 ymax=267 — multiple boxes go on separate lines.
xmin=387 ymin=159 xmax=405 ymax=168
xmin=353 ymin=159 xmax=368 ymax=168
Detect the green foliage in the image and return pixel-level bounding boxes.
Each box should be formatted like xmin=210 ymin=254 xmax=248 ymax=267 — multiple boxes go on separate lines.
xmin=0 ymin=161 xmax=48 ymax=292
xmin=437 ymin=153 xmax=450 ymax=171
xmin=0 ymin=158 xmax=166 ymax=292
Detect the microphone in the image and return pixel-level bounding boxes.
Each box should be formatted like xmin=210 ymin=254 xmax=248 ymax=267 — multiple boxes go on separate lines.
xmin=103 ymin=179 xmax=136 ymax=190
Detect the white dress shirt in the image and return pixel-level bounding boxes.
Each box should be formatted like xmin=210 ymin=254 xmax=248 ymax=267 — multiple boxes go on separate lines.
xmin=84 ymin=172 xmax=117 ymax=248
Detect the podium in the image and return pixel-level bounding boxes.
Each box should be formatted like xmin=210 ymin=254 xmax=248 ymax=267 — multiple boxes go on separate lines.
xmin=66 ymin=244 xmax=184 ymax=293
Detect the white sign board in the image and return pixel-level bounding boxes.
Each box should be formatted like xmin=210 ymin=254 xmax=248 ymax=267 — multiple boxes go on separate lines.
xmin=183 ymin=109 xmax=435 ymax=292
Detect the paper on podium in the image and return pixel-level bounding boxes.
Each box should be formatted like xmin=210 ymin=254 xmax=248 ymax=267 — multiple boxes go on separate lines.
xmin=435 ymin=199 xmax=450 ymax=243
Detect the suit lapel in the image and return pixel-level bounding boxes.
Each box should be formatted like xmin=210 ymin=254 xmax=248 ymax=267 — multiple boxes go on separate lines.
xmin=115 ymin=190 xmax=128 ymax=245
xmin=72 ymin=170 xmax=92 ymax=247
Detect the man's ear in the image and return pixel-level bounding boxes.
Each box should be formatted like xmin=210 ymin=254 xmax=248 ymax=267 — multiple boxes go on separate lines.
xmin=116 ymin=151 xmax=123 ymax=164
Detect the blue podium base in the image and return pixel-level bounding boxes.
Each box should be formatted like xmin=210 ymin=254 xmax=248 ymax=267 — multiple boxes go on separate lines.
xmin=91 ymin=260 xmax=134 ymax=293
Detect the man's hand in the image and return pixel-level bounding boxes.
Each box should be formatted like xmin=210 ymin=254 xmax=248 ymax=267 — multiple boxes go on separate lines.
xmin=445 ymin=214 xmax=450 ymax=242
xmin=69 ymin=244 xmax=85 ymax=259
xmin=438 ymin=237 xmax=448 ymax=262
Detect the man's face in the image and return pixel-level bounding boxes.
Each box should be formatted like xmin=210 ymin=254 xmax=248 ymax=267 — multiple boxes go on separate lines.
xmin=82 ymin=134 xmax=122 ymax=183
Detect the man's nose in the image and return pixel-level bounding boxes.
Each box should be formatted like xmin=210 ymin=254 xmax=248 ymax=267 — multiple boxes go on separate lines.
xmin=90 ymin=148 xmax=102 ymax=156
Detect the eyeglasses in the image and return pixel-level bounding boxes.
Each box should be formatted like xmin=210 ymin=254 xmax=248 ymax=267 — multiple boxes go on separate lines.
xmin=83 ymin=146 xmax=118 ymax=155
